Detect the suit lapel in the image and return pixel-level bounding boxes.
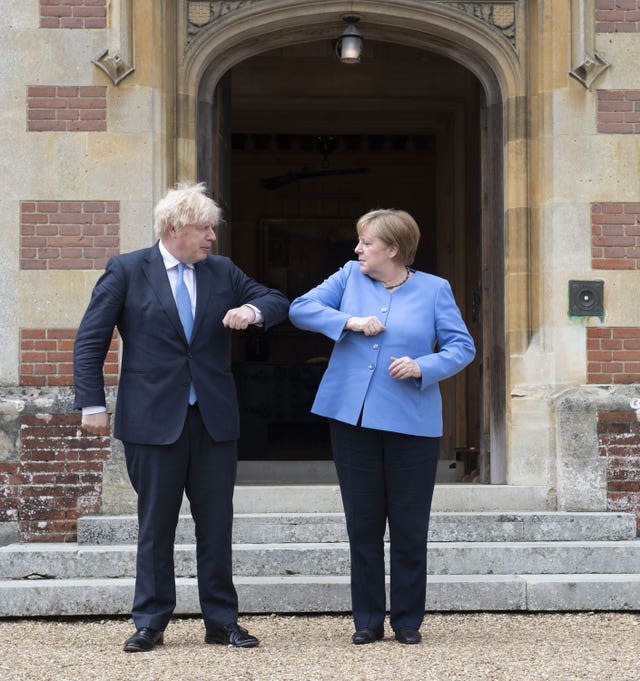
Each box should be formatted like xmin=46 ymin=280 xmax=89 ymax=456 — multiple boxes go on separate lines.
xmin=142 ymin=243 xmax=188 ymax=343
xmin=192 ymin=259 xmax=214 ymax=339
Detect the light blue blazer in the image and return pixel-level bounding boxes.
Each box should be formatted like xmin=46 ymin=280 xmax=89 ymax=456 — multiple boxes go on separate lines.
xmin=289 ymin=260 xmax=476 ymax=437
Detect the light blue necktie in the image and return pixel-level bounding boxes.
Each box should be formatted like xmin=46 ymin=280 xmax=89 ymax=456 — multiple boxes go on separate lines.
xmin=176 ymin=263 xmax=196 ymax=404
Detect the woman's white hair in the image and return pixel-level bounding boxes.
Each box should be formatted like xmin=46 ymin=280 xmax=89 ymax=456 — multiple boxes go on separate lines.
xmin=154 ymin=182 xmax=221 ymax=238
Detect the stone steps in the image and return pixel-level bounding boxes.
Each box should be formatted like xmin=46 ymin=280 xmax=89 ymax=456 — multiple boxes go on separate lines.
xmin=77 ymin=511 xmax=637 ymax=545
xmin=1 ymin=506 xmax=639 ymax=616
xmin=229 ymin=484 xmax=553 ymax=513
xmin=2 ymin=539 xmax=640 ymax=580
xmin=1 ymin=574 xmax=640 ymax=617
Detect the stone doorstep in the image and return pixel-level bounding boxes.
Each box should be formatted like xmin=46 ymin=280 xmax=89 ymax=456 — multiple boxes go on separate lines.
xmin=101 ymin=483 xmax=554 ymax=516
xmin=1 ymin=574 xmax=640 ymax=617
xmin=231 ymin=484 xmax=552 ymax=513
xmin=77 ymin=511 xmax=638 ymax=545
xmin=2 ymin=540 xmax=640 ymax=580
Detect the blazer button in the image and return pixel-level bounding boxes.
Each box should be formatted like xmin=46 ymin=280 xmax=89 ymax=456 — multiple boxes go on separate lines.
xmin=380 ymin=307 xmax=387 ymax=313
xmin=187 ymin=351 xmax=192 ymax=358
xmin=368 ymin=364 xmax=375 ymax=370
xmin=373 ymin=343 xmax=379 ymax=350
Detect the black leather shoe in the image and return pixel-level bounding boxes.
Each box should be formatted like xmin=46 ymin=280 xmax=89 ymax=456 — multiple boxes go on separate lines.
xmin=123 ymin=627 xmax=164 ymax=652
xmin=394 ymin=628 xmax=421 ymax=644
xmin=205 ymin=623 xmax=259 ymax=648
xmin=352 ymin=628 xmax=384 ymax=645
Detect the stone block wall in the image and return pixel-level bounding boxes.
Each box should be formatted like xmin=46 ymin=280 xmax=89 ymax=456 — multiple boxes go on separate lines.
xmin=0 ymin=0 xmax=130 ymax=544
xmin=598 ymin=410 xmax=640 ymax=533
xmin=589 ymin=28 xmax=640 ymax=527
xmin=3 ymin=330 xmax=119 ymax=541
xmin=0 ymin=390 xmax=112 ymax=543
xmin=0 ymin=0 xmax=638 ymax=544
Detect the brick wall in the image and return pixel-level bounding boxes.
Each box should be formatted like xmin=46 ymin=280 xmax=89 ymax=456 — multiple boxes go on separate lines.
xmin=592 ymin=3 xmax=640 ymax=531
xmin=11 ymin=0 xmax=111 ymax=542
xmin=587 ymin=328 xmax=640 ymax=383
xmin=0 ymin=413 xmax=111 ymax=542
xmin=592 ymin=202 xmax=640 ymax=269
xmin=598 ymin=411 xmax=640 ymax=535
xmin=40 ymin=0 xmax=107 ymax=29
xmin=596 ymin=0 xmax=640 ymax=32
xmin=20 ymin=328 xmax=119 ymax=387
xmin=596 ymin=90 xmax=640 ymax=134
xmin=20 ymin=200 xmax=119 ymax=270
xmin=27 ymin=86 xmax=107 ymax=133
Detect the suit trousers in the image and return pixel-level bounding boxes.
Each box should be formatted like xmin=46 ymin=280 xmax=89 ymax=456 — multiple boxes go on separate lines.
xmin=124 ymin=404 xmax=238 ymax=631
xmin=329 ymin=419 xmax=439 ymax=633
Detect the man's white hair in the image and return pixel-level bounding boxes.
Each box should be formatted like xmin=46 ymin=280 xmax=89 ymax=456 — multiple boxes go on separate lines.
xmin=153 ymin=182 xmax=221 ymax=238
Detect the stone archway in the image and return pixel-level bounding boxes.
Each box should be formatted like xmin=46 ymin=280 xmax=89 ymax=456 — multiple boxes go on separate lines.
xmin=175 ymin=0 xmax=529 ymax=483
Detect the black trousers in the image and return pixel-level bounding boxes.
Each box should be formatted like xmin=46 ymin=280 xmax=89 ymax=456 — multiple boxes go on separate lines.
xmin=330 ymin=419 xmax=439 ymax=632
xmin=124 ymin=404 xmax=238 ymax=631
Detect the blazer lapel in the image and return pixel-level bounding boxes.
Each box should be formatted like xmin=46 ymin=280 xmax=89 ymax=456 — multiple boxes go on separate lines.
xmin=192 ymin=259 xmax=214 ymax=340
xmin=142 ymin=243 xmax=188 ymax=343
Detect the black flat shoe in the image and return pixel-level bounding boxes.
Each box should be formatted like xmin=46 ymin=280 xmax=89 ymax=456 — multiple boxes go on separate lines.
xmin=123 ymin=627 xmax=164 ymax=652
xmin=394 ymin=628 xmax=421 ymax=644
xmin=205 ymin=623 xmax=259 ymax=648
xmin=352 ymin=628 xmax=384 ymax=645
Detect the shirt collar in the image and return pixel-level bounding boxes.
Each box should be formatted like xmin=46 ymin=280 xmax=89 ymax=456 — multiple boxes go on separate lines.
xmin=158 ymin=239 xmax=193 ymax=271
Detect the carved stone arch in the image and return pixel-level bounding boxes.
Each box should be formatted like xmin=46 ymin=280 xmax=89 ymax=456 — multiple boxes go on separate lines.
xmin=175 ymin=0 xmax=530 ymax=482
xmin=177 ymin=1 xmax=525 ymax=175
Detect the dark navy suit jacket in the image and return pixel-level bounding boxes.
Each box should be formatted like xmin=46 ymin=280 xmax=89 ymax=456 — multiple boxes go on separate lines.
xmin=73 ymin=242 xmax=289 ymax=445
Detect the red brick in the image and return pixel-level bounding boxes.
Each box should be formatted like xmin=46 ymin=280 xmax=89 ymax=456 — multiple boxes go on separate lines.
xmin=593 ymin=258 xmax=635 ymax=269
xmin=84 ymin=18 xmax=107 ymax=28
xmin=28 ymin=86 xmax=57 ymax=97
xmin=21 ymin=329 xmax=46 ymax=340
xmin=28 ymin=120 xmax=68 ymax=132
xmin=41 ymin=5 xmax=73 ymax=17
xmin=608 ymin=480 xmax=640 ymax=492
xmin=613 ymin=328 xmax=640 ymax=338
xmin=80 ymin=109 xmax=107 ymax=121
xmin=28 ymin=96 xmax=68 ymax=109
xmin=60 ymin=17 xmax=84 ymax=28
xmin=78 ymin=86 xmax=107 ymax=98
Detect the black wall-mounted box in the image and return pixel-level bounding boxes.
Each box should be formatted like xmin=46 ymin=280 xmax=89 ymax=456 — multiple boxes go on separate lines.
xmin=569 ymin=280 xmax=604 ymax=318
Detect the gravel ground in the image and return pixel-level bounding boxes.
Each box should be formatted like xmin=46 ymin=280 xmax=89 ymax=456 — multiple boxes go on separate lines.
xmin=0 ymin=613 xmax=638 ymax=681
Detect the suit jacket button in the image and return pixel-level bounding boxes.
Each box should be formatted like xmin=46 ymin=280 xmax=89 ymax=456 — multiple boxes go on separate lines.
xmin=368 ymin=364 xmax=375 ymax=370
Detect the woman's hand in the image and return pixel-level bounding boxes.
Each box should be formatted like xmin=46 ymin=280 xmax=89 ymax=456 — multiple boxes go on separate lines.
xmin=344 ymin=316 xmax=386 ymax=336
xmin=389 ymin=356 xmax=421 ymax=380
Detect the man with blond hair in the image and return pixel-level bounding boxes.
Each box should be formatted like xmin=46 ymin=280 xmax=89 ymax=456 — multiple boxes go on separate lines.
xmin=74 ymin=183 xmax=288 ymax=651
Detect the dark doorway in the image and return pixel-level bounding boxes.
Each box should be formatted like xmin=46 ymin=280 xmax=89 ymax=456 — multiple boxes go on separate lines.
xmin=220 ymin=41 xmax=482 ymax=482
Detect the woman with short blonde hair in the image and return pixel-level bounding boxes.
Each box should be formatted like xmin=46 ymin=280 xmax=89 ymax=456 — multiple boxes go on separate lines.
xmin=290 ymin=208 xmax=475 ymax=646
xmin=356 ymin=208 xmax=421 ymax=267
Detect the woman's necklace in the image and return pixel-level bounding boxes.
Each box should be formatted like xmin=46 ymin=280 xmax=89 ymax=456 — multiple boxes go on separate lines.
xmin=383 ymin=267 xmax=411 ymax=290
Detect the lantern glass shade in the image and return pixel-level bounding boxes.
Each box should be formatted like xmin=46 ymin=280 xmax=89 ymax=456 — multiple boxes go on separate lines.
xmin=336 ymin=18 xmax=362 ymax=64
xmin=340 ymin=35 xmax=362 ymax=63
